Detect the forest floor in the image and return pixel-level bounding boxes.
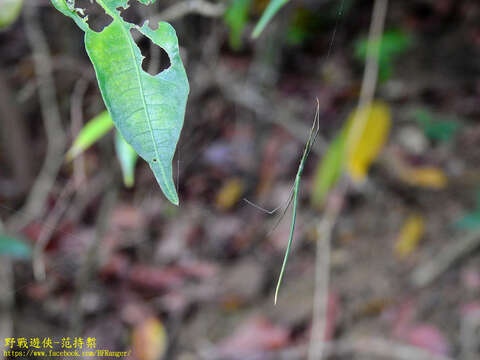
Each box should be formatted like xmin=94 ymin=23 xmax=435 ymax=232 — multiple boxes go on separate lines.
xmin=1 ymin=1 xmax=480 ymax=359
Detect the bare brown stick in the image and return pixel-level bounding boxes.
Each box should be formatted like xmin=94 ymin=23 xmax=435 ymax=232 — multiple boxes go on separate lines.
xmin=33 ymin=180 xmax=75 ymax=281
xmin=308 ymin=1 xmax=388 ymax=359
xmin=131 ymin=0 xmax=226 ymax=42
xmin=153 ymin=0 xmax=226 ymax=22
xmin=346 ymin=0 xmax=389 ymax=154
xmin=411 ymin=229 xmax=480 ymax=287
xmin=71 ymin=186 xmax=117 ymax=334
xmin=308 ymin=182 xmax=346 ymax=360
xmin=70 ymin=78 xmax=90 ymax=187
xmin=8 ymin=3 xmax=66 ymax=231
xmin=0 ymin=70 xmax=33 ymax=193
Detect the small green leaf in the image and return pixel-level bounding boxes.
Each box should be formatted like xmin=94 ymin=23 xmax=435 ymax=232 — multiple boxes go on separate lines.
xmin=66 ymin=110 xmax=114 ymax=161
xmin=252 ymin=0 xmax=289 ymax=39
xmin=311 ymin=131 xmax=346 ymax=209
xmin=286 ymin=7 xmax=314 ymax=45
xmin=414 ymin=108 xmax=459 ymax=142
xmin=0 ymin=0 xmax=23 ymax=29
xmin=355 ymin=29 xmax=412 ymax=82
xmin=453 ymin=212 xmax=480 ymax=230
xmin=223 ymin=0 xmax=252 ymax=50
xmin=452 ymin=190 xmax=480 ymax=230
xmin=51 ymin=0 xmax=189 ymax=205
xmin=115 ymin=131 xmax=139 ymax=188
xmin=224 ymin=0 xmax=252 ymax=50
xmin=0 ymin=234 xmax=31 ymax=259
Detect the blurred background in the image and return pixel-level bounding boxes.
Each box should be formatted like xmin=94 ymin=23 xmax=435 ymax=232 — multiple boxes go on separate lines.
xmin=1 ymin=0 xmax=480 ymax=359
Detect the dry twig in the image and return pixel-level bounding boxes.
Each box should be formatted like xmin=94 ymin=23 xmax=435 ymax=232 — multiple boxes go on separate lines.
xmin=8 ymin=3 xmax=66 ymax=231
xmin=70 ymin=78 xmax=91 ymax=187
xmin=308 ymin=1 xmax=388 ymax=359
xmin=411 ymin=229 xmax=480 ymax=287
xmin=71 ymin=186 xmax=117 ymax=334
xmin=153 ymin=0 xmax=226 ymax=23
xmin=33 ymin=180 xmax=75 ymax=281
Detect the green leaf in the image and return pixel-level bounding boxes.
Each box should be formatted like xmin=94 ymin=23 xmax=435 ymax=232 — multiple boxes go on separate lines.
xmin=286 ymin=7 xmax=315 ymax=46
xmin=66 ymin=110 xmax=114 ymax=161
xmin=0 ymin=0 xmax=23 ymax=29
xmin=452 ymin=190 xmax=480 ymax=230
xmin=453 ymin=212 xmax=480 ymax=230
xmin=252 ymin=0 xmax=289 ymax=39
xmin=224 ymin=0 xmax=252 ymax=50
xmin=51 ymin=0 xmax=189 ymax=205
xmin=414 ymin=108 xmax=459 ymax=142
xmin=0 ymin=234 xmax=31 ymax=259
xmin=311 ymin=131 xmax=345 ymax=209
xmin=355 ymin=29 xmax=412 ymax=82
xmin=115 ymin=131 xmax=139 ymax=188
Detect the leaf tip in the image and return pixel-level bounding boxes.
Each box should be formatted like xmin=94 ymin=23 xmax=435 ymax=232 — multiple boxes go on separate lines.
xmin=170 ymin=193 xmax=179 ymax=206
xmin=149 ymin=161 xmax=179 ymax=206
xmin=124 ymin=176 xmax=135 ymax=188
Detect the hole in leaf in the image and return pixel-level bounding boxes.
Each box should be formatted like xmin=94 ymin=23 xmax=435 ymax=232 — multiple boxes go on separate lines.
xmin=130 ymin=28 xmax=171 ymax=76
xmin=152 ymin=158 xmax=157 ymax=163
xmin=117 ymin=0 xmax=154 ymax=28
xmin=75 ymin=0 xmax=113 ymax=32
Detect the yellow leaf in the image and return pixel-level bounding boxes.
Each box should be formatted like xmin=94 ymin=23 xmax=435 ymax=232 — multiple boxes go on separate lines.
xmin=404 ymin=167 xmax=448 ymax=189
xmin=216 ymin=178 xmax=244 ymax=210
xmin=132 ymin=317 xmax=168 ymax=360
xmin=345 ymin=101 xmax=392 ymax=182
xmin=395 ymin=214 xmax=425 ymax=258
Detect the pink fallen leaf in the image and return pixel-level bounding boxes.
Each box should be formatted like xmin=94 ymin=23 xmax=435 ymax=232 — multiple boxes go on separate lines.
xmin=100 ymin=254 xmax=130 ymax=279
xmin=111 ymin=205 xmax=145 ymax=230
xmin=218 ymin=316 xmax=289 ymax=357
xmin=175 ymin=261 xmax=218 ymax=278
xmin=461 ymin=268 xmax=480 ymax=290
xmin=129 ymin=265 xmax=185 ymax=291
xmin=460 ymin=302 xmax=480 ymax=317
xmin=388 ymin=300 xmax=416 ymax=338
xmin=406 ymin=324 xmax=450 ymax=356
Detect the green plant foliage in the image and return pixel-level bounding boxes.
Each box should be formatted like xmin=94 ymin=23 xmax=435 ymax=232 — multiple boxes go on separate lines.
xmin=454 ymin=212 xmax=480 ymax=230
xmin=355 ymin=29 xmax=412 ymax=82
xmin=0 ymin=0 xmax=23 ymax=29
xmin=286 ymin=7 xmax=316 ymax=45
xmin=51 ymin=0 xmax=189 ymax=205
xmin=252 ymin=0 xmax=289 ymax=39
xmin=224 ymin=0 xmax=252 ymax=50
xmin=115 ymin=131 xmax=139 ymax=188
xmin=311 ymin=131 xmax=346 ymax=209
xmin=453 ymin=191 xmax=480 ymax=230
xmin=66 ymin=110 xmax=114 ymax=161
xmin=0 ymin=234 xmax=31 ymax=259
xmin=414 ymin=108 xmax=459 ymax=142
